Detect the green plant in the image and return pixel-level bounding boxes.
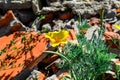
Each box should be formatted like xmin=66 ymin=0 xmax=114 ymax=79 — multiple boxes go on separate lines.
xmin=78 ymin=15 xmax=90 ymax=30
xmin=39 ymin=15 xmax=45 ymax=20
xmin=44 ymin=31 xmax=116 ymax=80
xmin=0 ymin=48 xmax=5 ymax=55
xmin=10 ymin=40 xmax=15 ymax=46
xmin=44 ymin=11 xmax=117 ymax=80
xmin=21 ymin=35 xmax=26 ymax=44
xmin=31 ymin=15 xmax=45 ymax=30
xmin=115 ymin=65 xmax=120 ymax=80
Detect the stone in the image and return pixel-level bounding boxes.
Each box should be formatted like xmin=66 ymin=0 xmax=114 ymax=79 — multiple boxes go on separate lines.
xmin=85 ymin=25 xmax=99 ymax=40
xmin=109 ymin=48 xmax=120 ymax=56
xmin=45 ymin=75 xmax=58 ymax=80
xmin=63 ymin=1 xmax=102 ymax=16
xmin=76 ymin=0 xmax=94 ymax=1
xmin=32 ymin=0 xmax=42 ymax=15
xmin=15 ymin=10 xmax=34 ymax=24
xmin=112 ymin=0 xmax=120 ymax=8
xmin=50 ymin=2 xmax=62 ymax=7
xmin=42 ymin=23 xmax=52 ymax=32
xmin=111 ymin=59 xmax=120 ymax=65
xmin=104 ymin=9 xmax=117 ymax=24
xmin=53 ymin=20 xmax=64 ymax=31
xmin=26 ymin=70 xmax=45 ymax=80
xmin=73 ymin=21 xmax=79 ymax=34
xmin=0 ymin=0 xmax=31 ymax=10
xmin=117 ymin=13 xmax=120 ymax=18
xmin=0 ymin=0 xmax=43 ymax=15
xmin=41 ymin=6 xmax=66 ymax=14
xmin=62 ymin=0 xmax=120 ymax=17
xmin=64 ymin=19 xmax=79 ymax=34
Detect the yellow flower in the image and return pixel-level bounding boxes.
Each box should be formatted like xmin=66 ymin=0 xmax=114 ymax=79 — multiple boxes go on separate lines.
xmin=45 ymin=30 xmax=69 ymax=47
xmin=113 ymin=24 xmax=120 ymax=30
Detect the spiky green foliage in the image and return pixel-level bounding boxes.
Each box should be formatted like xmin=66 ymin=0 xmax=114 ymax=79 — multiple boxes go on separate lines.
xmin=44 ymin=30 xmax=116 ymax=80
xmin=44 ymin=9 xmax=117 ymax=80
xmin=60 ymin=32 xmax=116 ymax=80
xmin=78 ymin=15 xmax=90 ymax=30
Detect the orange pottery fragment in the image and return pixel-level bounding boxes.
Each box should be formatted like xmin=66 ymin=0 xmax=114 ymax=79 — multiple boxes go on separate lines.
xmin=0 ymin=29 xmax=77 ymax=80
xmin=104 ymin=23 xmax=114 ymax=32
xmin=0 ymin=31 xmax=48 ymax=80
xmin=116 ymin=8 xmax=120 ymax=13
xmin=41 ymin=13 xmax=54 ymax=24
xmin=37 ymin=72 xmax=46 ymax=80
xmin=59 ymin=12 xmax=74 ymax=20
xmin=104 ymin=31 xmax=120 ymax=48
xmin=88 ymin=17 xmax=100 ymax=26
xmin=0 ymin=10 xmax=15 ymax=28
xmin=0 ymin=10 xmax=22 ymax=33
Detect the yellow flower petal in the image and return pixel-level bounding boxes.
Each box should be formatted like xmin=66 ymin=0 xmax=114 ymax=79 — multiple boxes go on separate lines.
xmin=51 ymin=41 xmax=67 ymax=47
xmin=113 ymin=24 xmax=120 ymax=30
xmin=51 ymin=43 xmax=60 ymax=47
xmin=45 ymin=34 xmax=56 ymax=43
xmin=45 ymin=30 xmax=69 ymax=47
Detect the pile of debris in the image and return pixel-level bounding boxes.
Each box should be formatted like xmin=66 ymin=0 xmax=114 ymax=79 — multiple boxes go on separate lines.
xmin=0 ymin=0 xmax=120 ymax=80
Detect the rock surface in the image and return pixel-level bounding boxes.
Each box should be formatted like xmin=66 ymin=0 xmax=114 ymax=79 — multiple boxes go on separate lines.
xmin=0 ymin=0 xmax=31 ymax=9
xmin=0 ymin=0 xmax=120 ymax=16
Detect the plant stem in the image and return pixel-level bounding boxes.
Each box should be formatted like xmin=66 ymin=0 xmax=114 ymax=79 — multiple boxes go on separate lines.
xmin=43 ymin=51 xmax=71 ymax=64
xmin=43 ymin=50 xmax=77 ymax=80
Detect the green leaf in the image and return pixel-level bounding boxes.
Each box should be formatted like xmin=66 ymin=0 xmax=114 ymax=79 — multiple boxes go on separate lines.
xmin=10 ymin=40 xmax=15 ymax=46
xmin=40 ymin=15 xmax=45 ymax=20
xmin=21 ymin=36 xmax=26 ymax=43
xmin=0 ymin=48 xmax=5 ymax=55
